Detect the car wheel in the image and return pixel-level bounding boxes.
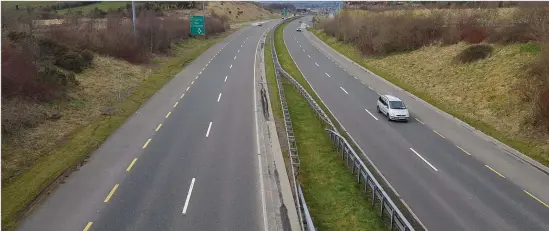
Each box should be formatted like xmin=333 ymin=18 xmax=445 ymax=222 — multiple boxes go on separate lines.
xmin=376 ymin=105 xmax=380 ymax=113
xmin=387 ymin=114 xmax=391 ymax=121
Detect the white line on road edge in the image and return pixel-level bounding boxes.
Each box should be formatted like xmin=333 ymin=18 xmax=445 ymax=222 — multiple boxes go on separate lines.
xmin=206 ymin=122 xmax=212 ymax=137
xmin=254 ymin=27 xmax=269 ymax=231
xmin=365 ymin=109 xmax=379 ymax=120
xmin=308 ymin=55 xmax=311 ymax=59
xmin=325 ymin=72 xmax=331 ymax=78
xmin=415 ymin=118 xmax=425 ymax=124
xmin=315 ymin=62 xmax=319 ymax=67
xmin=230 ymin=64 xmax=233 ymax=69
xmin=224 ymin=76 xmax=228 ymax=82
xmin=340 ymin=87 xmax=349 ymax=94
xmin=182 ymin=178 xmax=196 ymax=214
xmin=217 ymin=93 xmax=222 ymax=102
xmin=410 ymin=148 xmax=439 ymax=171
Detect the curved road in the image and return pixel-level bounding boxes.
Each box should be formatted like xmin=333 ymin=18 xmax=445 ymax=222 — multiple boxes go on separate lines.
xmin=18 ymin=20 xmax=279 ymax=231
xmin=284 ymin=17 xmax=549 ymax=231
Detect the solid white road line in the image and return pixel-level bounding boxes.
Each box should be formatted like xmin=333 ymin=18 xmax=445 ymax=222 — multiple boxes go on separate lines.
xmin=325 ymin=72 xmax=331 ymax=78
xmin=224 ymin=76 xmax=228 ymax=82
xmin=217 ymin=93 xmax=222 ymax=102
xmin=410 ymin=148 xmax=439 ymax=172
xmin=182 ymin=178 xmax=196 ymax=214
xmin=230 ymin=64 xmax=233 ymax=69
xmin=340 ymin=87 xmax=349 ymax=94
xmin=315 ymin=62 xmax=319 ymax=67
xmin=206 ymin=122 xmax=212 ymax=137
xmin=365 ymin=109 xmax=379 ymax=120
xmin=415 ymin=118 xmax=425 ymax=124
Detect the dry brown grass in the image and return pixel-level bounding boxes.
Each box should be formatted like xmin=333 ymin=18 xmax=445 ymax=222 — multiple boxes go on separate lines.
xmin=1 ymin=56 xmax=151 ymax=182
xmin=208 ymin=1 xmax=277 ymax=22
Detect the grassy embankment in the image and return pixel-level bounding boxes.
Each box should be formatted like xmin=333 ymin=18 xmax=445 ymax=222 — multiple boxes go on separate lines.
xmin=270 ymin=21 xmax=386 ymax=231
xmin=56 ymin=1 xmax=129 ymax=14
xmin=310 ymin=28 xmax=548 ymax=167
xmin=1 ymin=31 xmax=233 ymax=230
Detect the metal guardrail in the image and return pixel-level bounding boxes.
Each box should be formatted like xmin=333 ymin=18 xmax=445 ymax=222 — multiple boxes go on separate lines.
xmin=270 ymin=17 xmax=311 ymax=231
xmin=271 ymin=17 xmax=416 ymax=231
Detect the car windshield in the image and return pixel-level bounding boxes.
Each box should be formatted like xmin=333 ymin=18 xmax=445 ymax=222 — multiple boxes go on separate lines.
xmin=389 ymin=101 xmax=406 ymax=109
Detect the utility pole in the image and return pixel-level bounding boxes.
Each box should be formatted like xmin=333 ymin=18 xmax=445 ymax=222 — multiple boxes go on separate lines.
xmin=132 ymin=0 xmax=136 ymax=37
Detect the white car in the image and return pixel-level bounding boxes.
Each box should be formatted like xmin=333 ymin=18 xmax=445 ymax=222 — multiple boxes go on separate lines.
xmin=377 ymin=95 xmax=409 ymax=122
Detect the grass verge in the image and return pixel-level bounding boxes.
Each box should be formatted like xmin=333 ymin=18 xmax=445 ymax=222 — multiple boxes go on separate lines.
xmin=1 ymin=30 xmax=232 ymax=230
xmin=273 ymin=22 xmax=386 ymax=231
xmin=309 ymin=28 xmax=548 ymax=167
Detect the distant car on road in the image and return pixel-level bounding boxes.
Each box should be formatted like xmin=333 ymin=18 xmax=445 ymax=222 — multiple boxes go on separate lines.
xmin=377 ymin=95 xmax=409 ymax=122
xmin=257 ymin=23 xmax=262 ymax=26
xmin=296 ymin=28 xmax=302 ymax=32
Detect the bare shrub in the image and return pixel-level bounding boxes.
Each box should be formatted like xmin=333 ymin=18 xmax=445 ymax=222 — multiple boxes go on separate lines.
xmin=454 ymin=44 xmax=494 ymax=63
xmin=524 ymin=41 xmax=549 ymax=129
xmin=44 ymin=12 xmax=227 ymax=64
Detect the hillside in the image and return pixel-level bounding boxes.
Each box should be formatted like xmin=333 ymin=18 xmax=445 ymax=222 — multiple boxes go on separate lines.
xmin=208 ymin=1 xmax=278 ymax=22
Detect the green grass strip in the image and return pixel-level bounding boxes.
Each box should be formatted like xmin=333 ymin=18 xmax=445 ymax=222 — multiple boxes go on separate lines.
xmin=1 ymin=30 xmax=232 ymax=230
xmin=309 ymin=28 xmax=549 ymax=168
xmin=273 ymin=22 xmax=386 ymax=231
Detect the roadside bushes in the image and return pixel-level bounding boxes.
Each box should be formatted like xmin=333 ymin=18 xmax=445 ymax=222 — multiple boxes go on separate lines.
xmin=524 ymin=42 xmax=549 ymax=130
xmin=44 ymin=12 xmax=228 ymax=64
xmin=317 ymin=7 xmax=548 ymax=56
xmin=454 ymin=44 xmax=493 ymax=63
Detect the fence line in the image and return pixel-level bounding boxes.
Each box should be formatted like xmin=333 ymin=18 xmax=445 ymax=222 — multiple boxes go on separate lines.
xmin=271 ymin=17 xmax=416 ymax=231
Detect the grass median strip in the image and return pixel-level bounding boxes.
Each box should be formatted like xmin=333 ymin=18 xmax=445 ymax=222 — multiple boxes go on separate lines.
xmin=271 ymin=22 xmax=385 ymax=231
xmin=1 ymin=30 xmax=233 ymax=230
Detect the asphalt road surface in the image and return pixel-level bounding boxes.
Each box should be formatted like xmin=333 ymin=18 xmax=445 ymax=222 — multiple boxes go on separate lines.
xmin=18 ymin=20 xmax=279 ymax=231
xmin=285 ymin=17 xmax=549 ymax=231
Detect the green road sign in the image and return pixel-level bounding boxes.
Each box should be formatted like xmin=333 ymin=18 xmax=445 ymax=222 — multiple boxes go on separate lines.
xmin=282 ymin=8 xmax=287 ymax=16
xmin=190 ymin=15 xmax=205 ymax=36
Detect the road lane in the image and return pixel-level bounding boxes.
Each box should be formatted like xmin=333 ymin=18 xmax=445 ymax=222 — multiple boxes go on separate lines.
xmin=17 ymin=21 xmax=278 ymax=231
xmin=284 ymin=18 xmax=549 ymax=230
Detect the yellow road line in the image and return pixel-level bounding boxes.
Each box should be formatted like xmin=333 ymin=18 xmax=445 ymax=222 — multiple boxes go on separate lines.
xmin=126 ymin=158 xmax=138 ymax=172
xmin=165 ymin=111 xmax=171 ymax=118
xmin=104 ymin=184 xmax=119 ymax=202
xmin=485 ymin=165 xmax=505 ymax=178
xmin=155 ymin=123 xmax=162 ymax=132
xmin=180 ymin=93 xmax=185 ymax=99
xmin=523 ymin=190 xmax=549 ymax=208
xmin=83 ymin=222 xmax=93 ymax=231
xmin=142 ymin=138 xmax=152 ymax=149
xmin=173 ymin=102 xmax=179 ymax=108
xmin=433 ymin=130 xmax=445 ymax=138
xmin=456 ymin=145 xmax=471 ymax=155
